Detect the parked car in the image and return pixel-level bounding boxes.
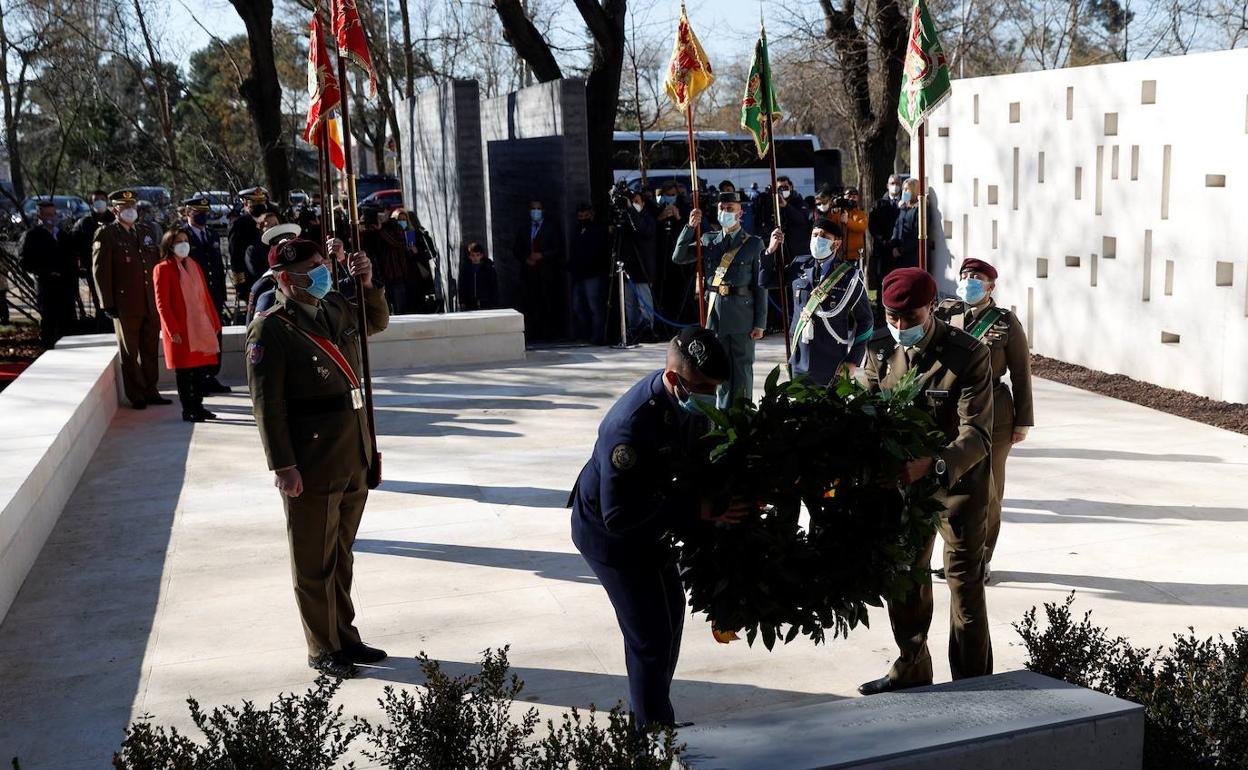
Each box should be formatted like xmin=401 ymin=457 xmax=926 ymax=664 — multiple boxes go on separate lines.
xmin=354 ymin=174 xmax=400 ymax=201
xmin=191 ymin=190 xmax=233 ymax=229
xmin=358 ymin=188 xmax=405 ymax=222
xmin=135 ymin=185 xmax=174 ymax=224
xmin=17 ymin=195 xmax=90 ymax=226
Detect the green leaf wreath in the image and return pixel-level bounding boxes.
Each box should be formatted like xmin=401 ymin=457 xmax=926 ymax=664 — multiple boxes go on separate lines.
xmin=668 ymin=367 xmax=948 ymax=650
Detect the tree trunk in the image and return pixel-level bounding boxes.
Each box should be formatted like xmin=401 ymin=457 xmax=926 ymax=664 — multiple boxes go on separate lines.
xmin=229 ymin=0 xmax=291 ymax=202
xmin=492 ymin=0 xmax=564 ymax=82
xmin=0 ymin=3 xmax=27 ymax=202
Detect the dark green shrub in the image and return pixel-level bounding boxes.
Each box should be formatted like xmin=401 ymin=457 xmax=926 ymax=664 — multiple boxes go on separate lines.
xmin=531 ymin=706 xmax=681 ymax=770
xmin=111 ymin=676 xmax=362 ymax=770
xmin=1015 ymin=592 xmax=1248 ymax=769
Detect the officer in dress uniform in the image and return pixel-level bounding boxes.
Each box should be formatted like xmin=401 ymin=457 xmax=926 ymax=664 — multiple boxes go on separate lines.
xmin=93 ymin=189 xmax=170 ymax=409
xmin=671 ymin=192 xmax=783 ymax=408
xmin=859 ymin=267 xmax=994 ymax=695
xmin=229 ymin=187 xmax=269 ymax=308
xmin=570 ymin=327 xmax=746 ymax=727
xmin=935 ymin=258 xmax=1034 ymax=583
xmin=762 ymin=218 xmax=875 ymax=385
xmin=180 ymin=196 xmax=230 ymax=393
xmin=246 ymin=238 xmax=390 ymax=679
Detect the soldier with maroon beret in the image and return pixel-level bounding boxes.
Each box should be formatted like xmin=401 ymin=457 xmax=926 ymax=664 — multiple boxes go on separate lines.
xmin=858 ymin=267 xmax=995 ymax=695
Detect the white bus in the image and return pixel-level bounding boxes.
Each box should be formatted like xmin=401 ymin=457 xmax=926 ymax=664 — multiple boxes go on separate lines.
xmin=612 ymin=130 xmax=830 ymax=196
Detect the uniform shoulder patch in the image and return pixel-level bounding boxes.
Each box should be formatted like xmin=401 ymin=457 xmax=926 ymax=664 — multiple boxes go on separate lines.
xmin=610 ymin=444 xmax=638 ymax=471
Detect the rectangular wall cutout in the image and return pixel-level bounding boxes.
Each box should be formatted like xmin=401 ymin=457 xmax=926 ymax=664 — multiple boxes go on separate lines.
xmin=1143 ymin=230 xmax=1153 ymax=301
xmin=1012 ymin=147 xmax=1020 ymax=210
xmin=992 ymin=220 xmax=999 ymax=249
xmin=943 ymin=164 xmax=953 ymax=183
xmin=1131 ymin=146 xmax=1140 ymax=180
xmin=1104 ymin=112 xmax=1119 ymax=135
xmin=974 ymin=94 xmax=980 ymax=124
xmin=1038 ymin=151 xmax=1046 ymax=183
xmin=1161 ymin=146 xmax=1172 ymax=219
xmin=1111 ymin=145 xmax=1120 ymax=180
xmin=1065 ymin=255 xmax=1081 ymax=267
xmin=1091 ymin=253 xmax=1099 ymax=286
xmin=1207 ymin=174 xmax=1227 ymax=187
xmin=1103 ymin=235 xmax=1117 ymax=259
xmin=962 ymin=213 xmax=969 ymax=257
xmin=1009 ymin=102 xmax=1021 ymax=123
xmin=1027 ymin=287 xmax=1034 ymax=344
xmin=1161 ymin=332 xmax=1181 ymax=344
xmin=1095 ymin=146 xmax=1105 ymax=215
xmin=973 ymin=178 xmax=980 ymax=206
xmin=1075 ymin=167 xmax=1083 ymax=200
xmin=1142 ymin=80 xmax=1157 ymax=104
xmin=988 ymin=185 xmax=999 ymax=205
xmin=938 ymin=126 xmax=950 ymax=137
xmin=1037 ymin=257 xmax=1049 ymax=278
xmin=1066 ymin=87 xmax=1074 ymax=120
xmin=1164 ymin=260 xmax=1175 ymax=296
xmin=1216 ymin=261 xmax=1234 ymax=286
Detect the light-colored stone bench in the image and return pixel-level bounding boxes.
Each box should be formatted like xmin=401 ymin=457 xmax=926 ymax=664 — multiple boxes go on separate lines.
xmin=0 ymin=345 xmax=119 ymax=623
xmin=677 ymin=670 xmax=1144 ymax=770
xmin=59 ymin=309 xmax=527 ymax=384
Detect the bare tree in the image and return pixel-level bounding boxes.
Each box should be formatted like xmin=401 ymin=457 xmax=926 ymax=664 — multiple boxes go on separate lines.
xmin=229 ymin=0 xmax=293 ymax=200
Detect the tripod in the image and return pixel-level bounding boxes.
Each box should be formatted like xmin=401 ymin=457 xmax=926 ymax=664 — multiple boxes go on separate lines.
xmin=607 ymin=223 xmax=638 ymax=349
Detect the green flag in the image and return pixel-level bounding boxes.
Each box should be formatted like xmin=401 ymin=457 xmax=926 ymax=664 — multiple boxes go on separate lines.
xmin=740 ymin=26 xmax=782 ymax=159
xmin=897 ymin=0 xmax=951 ymax=135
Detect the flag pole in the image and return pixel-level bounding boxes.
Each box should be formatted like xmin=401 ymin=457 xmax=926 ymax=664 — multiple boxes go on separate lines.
xmin=917 ymin=120 xmax=927 ymax=273
xmin=334 ymin=35 xmax=381 ymax=485
xmin=758 ymin=24 xmax=792 ymax=364
xmin=317 ymin=123 xmax=339 ymax=289
xmin=686 ymin=102 xmax=706 ymax=327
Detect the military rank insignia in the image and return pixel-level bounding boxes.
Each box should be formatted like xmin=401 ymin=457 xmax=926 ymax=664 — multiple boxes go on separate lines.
xmin=247 ymin=343 xmax=264 ymax=364
xmin=316 ymin=366 xmax=331 ymax=380
xmin=611 ymin=444 xmax=637 ymax=471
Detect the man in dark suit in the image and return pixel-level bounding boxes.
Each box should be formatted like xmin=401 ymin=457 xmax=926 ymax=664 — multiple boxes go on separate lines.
xmin=180 ymin=196 xmax=230 ymax=392
xmin=19 ymin=200 xmax=79 ymax=347
xmin=511 ymin=199 xmax=563 ymax=342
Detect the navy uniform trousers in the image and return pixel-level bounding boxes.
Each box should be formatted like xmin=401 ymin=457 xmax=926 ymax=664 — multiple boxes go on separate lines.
xmin=570 ymin=370 xmax=699 ymax=727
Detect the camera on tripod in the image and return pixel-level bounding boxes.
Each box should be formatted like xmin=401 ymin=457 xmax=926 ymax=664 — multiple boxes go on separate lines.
xmin=608 ymin=181 xmax=635 ymax=227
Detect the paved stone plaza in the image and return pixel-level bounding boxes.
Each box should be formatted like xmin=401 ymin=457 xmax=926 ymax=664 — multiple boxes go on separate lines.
xmin=1 ymin=340 xmax=1246 ymax=767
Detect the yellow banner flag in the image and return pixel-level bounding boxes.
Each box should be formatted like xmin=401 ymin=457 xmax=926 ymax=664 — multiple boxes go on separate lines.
xmin=664 ymin=6 xmax=714 ymax=114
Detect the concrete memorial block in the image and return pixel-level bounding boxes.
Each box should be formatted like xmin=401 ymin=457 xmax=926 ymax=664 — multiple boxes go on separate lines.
xmin=677 ymin=671 xmax=1143 ymax=770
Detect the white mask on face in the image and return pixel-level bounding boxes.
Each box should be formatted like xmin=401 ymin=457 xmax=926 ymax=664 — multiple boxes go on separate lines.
xmin=632 ymin=202 xmax=643 ymax=213
xmin=173 ymin=242 xmax=191 ymax=258
xmin=118 ymin=208 xmax=138 ymax=224
xmin=92 ymin=200 xmax=108 ymax=214
xmin=780 ymin=189 xmax=791 ymax=199
xmin=888 ymin=184 xmax=901 ymax=196
xmin=816 ymin=203 xmax=830 ymax=213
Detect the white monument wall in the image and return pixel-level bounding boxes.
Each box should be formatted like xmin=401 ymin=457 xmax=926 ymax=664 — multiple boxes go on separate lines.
xmin=922 ymin=48 xmax=1248 ymax=403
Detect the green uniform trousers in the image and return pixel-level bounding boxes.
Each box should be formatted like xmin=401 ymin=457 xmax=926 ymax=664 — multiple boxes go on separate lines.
xmin=284 ymin=467 xmax=368 ymax=657
xmin=887 ymin=502 xmax=993 ymax=685
xmin=715 ymin=332 xmax=756 ymax=410
xmin=114 ymin=314 xmax=161 ymax=405
xmin=985 ymin=385 xmax=1014 ymax=564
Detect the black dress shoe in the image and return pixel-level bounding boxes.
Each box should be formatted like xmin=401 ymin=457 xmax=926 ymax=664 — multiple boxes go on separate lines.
xmin=932 ymin=567 xmax=946 ymax=580
xmin=205 ymin=378 xmax=232 ymax=393
xmin=858 ymin=676 xmax=932 ymax=696
xmin=131 ymin=400 xmax=147 ymax=410
xmin=341 ymin=642 xmax=388 ymax=664
xmin=308 ymin=653 xmax=358 ymax=679
xmin=146 ymin=396 xmax=174 ymax=406
xmin=196 ymin=408 xmax=217 ymax=420
xmin=182 ymin=411 xmax=206 ymax=423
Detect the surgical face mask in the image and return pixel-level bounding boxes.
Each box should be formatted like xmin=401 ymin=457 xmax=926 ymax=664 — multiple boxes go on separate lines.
xmin=118 ymin=207 xmax=138 ymax=224
xmin=900 ymin=190 xmax=913 ymax=205
xmin=173 ymin=242 xmax=191 ymax=258
xmin=957 ymin=277 xmax=988 ymax=305
xmin=888 ymin=319 xmax=927 ymax=347
xmin=889 ymin=184 xmax=901 ymax=196
xmin=810 ymin=236 xmax=834 ymax=261
xmin=192 ymin=213 xmax=208 ymax=226
xmin=397 ymin=219 xmax=409 ymax=230
xmin=816 ymin=203 xmax=830 ymax=213
xmin=287 ymin=263 xmax=333 ymax=299
xmin=717 ymin=210 xmax=738 ymax=229
xmin=780 ymin=189 xmax=791 ymax=199
xmin=92 ymin=200 xmax=108 ymax=214
xmin=530 ymin=209 xmax=543 ymax=223
xmin=674 ymin=374 xmax=716 ymax=416
xmin=660 ymin=194 xmax=676 ymax=205
xmin=632 ymin=202 xmax=643 ymax=213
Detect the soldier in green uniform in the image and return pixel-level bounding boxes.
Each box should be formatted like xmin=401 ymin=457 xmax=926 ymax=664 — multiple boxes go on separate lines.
xmin=859 ymin=267 xmax=994 ymax=695
xmin=936 ymin=258 xmax=1033 ymax=583
xmin=671 ymin=191 xmax=783 ymax=408
xmin=93 ymin=189 xmax=170 ymax=409
xmin=246 ymin=237 xmax=390 ymax=679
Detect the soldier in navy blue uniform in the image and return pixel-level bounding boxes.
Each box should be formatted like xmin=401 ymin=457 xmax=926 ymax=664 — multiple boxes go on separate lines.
xmin=570 ymin=327 xmax=745 ymax=727
xmin=763 ymin=218 xmax=874 ymax=385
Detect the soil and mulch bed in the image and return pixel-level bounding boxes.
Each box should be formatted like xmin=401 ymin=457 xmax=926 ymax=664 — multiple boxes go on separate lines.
xmin=0 ymin=323 xmax=43 ymax=393
xmin=1031 ymin=354 xmax=1248 ymax=436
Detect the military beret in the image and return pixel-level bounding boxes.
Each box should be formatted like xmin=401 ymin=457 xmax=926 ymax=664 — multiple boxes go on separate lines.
xmin=181 ymin=195 xmax=211 ymax=210
xmin=261 ymin=222 xmax=302 ymax=246
xmin=882 ymin=267 xmax=937 ymax=311
xmin=239 ymin=186 xmax=270 ymax=203
xmin=268 ymin=237 xmax=323 ymax=269
xmin=674 ymin=326 xmax=730 ymax=382
xmin=960 ymin=258 xmax=998 ymax=281
xmin=717 ymin=191 xmax=744 ymax=204
xmin=811 ymin=218 xmax=843 ymax=237
xmin=109 ymin=189 xmax=137 ymax=205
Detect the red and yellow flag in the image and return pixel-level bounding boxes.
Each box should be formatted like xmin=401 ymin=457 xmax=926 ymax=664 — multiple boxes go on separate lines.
xmin=332 ymin=0 xmax=377 ymax=97
xmin=663 ymin=5 xmax=714 ymax=114
xmin=324 ymin=116 xmax=346 ymax=171
xmin=303 ymin=12 xmax=341 ymax=144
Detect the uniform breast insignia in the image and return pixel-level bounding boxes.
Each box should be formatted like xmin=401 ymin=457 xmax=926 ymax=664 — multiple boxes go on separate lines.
xmin=611 ymin=444 xmax=638 ymax=471
xmin=316 ymin=366 xmax=331 ymax=380
xmin=247 ymin=343 xmax=264 ymax=364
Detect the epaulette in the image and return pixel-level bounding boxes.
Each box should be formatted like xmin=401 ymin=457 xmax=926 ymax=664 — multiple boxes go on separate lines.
xmin=937 ymin=297 xmax=962 ymax=311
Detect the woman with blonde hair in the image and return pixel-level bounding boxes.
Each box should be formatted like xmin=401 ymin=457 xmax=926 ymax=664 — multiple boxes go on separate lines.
xmin=153 ymin=229 xmax=222 ymax=422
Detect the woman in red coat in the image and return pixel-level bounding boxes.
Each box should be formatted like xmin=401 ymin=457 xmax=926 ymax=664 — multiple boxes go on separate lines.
xmin=154 ymin=229 xmax=222 ymax=422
